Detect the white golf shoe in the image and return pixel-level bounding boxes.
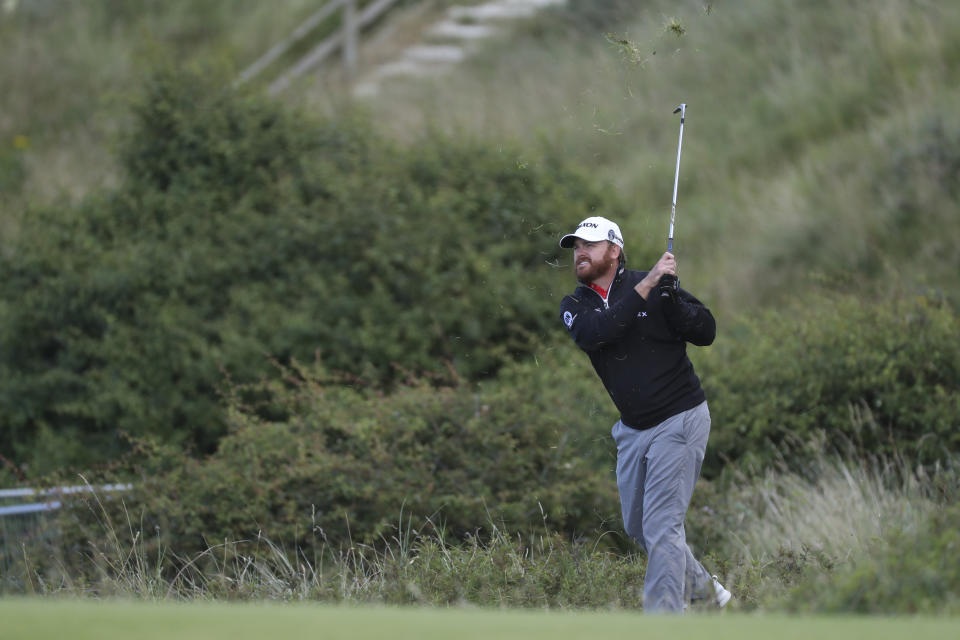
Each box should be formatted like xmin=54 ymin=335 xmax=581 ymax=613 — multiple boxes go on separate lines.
xmin=712 ymin=575 xmax=732 ymax=608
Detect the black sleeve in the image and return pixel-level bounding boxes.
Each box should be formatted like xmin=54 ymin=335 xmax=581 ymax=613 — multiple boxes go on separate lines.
xmin=560 ymin=289 xmax=648 ymax=352
xmin=661 ymin=288 xmax=716 ymax=346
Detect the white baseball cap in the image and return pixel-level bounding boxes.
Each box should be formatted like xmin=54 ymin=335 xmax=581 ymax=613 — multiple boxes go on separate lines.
xmin=559 ymin=216 xmax=624 ymax=249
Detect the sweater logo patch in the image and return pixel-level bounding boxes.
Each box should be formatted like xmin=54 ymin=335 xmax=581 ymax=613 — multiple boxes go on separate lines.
xmin=638 ymin=311 xmax=648 ymax=318
xmin=563 ymin=311 xmax=575 ymax=329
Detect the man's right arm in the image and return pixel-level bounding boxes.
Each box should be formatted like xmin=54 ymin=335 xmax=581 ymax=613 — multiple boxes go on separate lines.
xmin=560 ymin=290 xmax=648 ymax=352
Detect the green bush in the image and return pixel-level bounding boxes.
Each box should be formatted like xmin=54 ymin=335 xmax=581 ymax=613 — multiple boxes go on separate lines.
xmin=52 ymin=348 xmax=621 ymax=560
xmin=0 ymin=67 xmax=621 ymax=474
xmin=698 ymin=294 xmax=960 ymax=475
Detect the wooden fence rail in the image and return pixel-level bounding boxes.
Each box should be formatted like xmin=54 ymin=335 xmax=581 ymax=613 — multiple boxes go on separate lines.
xmin=236 ymin=0 xmax=405 ymax=94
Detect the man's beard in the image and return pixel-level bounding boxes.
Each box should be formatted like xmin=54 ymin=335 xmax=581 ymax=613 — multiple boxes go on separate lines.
xmin=575 ymin=250 xmax=617 ymax=283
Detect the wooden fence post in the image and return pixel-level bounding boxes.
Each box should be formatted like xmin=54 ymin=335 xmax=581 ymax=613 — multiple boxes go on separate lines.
xmin=343 ymin=0 xmax=358 ymax=82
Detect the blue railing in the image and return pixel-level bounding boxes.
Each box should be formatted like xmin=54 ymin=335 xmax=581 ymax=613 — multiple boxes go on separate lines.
xmin=1 ymin=483 xmax=134 ymax=580
xmin=0 ymin=483 xmax=133 ymax=516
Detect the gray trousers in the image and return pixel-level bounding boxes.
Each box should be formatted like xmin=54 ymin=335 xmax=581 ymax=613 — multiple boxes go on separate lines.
xmin=611 ymin=401 xmax=713 ymax=613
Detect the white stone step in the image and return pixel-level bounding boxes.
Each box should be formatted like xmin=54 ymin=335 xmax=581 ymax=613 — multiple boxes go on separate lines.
xmin=353 ymin=0 xmax=567 ymax=100
xmin=352 ymin=81 xmax=380 ymax=98
xmin=427 ymin=20 xmax=500 ymax=40
xmin=449 ymin=0 xmax=565 ymax=22
xmin=402 ymin=44 xmax=467 ymax=64
xmin=373 ymin=59 xmax=438 ymax=79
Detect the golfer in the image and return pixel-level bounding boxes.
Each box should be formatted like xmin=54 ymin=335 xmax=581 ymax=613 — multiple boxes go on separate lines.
xmin=558 ymin=216 xmax=731 ymax=613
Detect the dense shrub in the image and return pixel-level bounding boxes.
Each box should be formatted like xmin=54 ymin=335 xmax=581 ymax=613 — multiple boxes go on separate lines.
xmin=52 ymin=347 xmax=622 ymax=559
xmin=698 ymin=294 xmax=960 ymax=475
xmin=0 ymin=67 xmax=622 ymax=474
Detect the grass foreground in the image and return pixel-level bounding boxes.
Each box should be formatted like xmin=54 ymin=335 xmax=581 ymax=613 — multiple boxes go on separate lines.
xmin=2 ymin=599 xmax=959 ymax=640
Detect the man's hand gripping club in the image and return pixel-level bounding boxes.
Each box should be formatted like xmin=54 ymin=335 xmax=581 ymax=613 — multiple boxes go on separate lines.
xmin=634 ymin=252 xmax=677 ymax=301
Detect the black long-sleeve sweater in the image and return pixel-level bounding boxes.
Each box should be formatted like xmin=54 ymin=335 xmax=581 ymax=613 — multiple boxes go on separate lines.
xmin=559 ymin=266 xmax=716 ymax=430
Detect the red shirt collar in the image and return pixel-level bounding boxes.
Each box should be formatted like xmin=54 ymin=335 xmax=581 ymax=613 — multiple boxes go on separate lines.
xmin=587 ymin=282 xmax=608 ymax=299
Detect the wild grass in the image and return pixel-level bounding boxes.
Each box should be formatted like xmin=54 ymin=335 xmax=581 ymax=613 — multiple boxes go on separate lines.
xmin=7 ymin=500 xmax=647 ymax=609
xmin=727 ymin=456 xmax=941 ymax=562
xmin=700 ymin=440 xmax=960 ymax=612
xmin=6 ymin=447 xmax=958 ymax=614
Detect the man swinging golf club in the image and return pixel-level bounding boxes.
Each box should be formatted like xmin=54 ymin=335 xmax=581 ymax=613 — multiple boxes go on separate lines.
xmin=557 ymin=105 xmax=730 ymax=613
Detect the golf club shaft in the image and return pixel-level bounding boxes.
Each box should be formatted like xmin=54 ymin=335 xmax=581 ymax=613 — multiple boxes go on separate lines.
xmin=668 ymin=103 xmax=685 ymax=253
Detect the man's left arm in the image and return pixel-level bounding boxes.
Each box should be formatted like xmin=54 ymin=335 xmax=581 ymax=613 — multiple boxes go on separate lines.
xmin=661 ymin=289 xmax=716 ymax=346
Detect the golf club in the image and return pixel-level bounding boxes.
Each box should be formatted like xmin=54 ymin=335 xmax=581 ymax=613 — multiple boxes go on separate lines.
xmin=660 ymin=103 xmax=685 ymax=299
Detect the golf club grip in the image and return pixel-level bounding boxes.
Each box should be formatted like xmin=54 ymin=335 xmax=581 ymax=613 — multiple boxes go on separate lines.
xmin=658 ymin=274 xmax=678 ymax=298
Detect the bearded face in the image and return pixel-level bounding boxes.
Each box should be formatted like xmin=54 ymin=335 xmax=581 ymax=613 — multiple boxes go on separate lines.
xmin=573 ymin=240 xmax=619 ymax=283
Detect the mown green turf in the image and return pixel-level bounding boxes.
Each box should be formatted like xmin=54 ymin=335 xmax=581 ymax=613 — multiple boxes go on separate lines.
xmin=1 ymin=599 xmax=958 ymax=640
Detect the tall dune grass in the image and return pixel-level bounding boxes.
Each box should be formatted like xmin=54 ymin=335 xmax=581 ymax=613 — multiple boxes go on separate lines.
xmin=722 ymin=453 xmax=951 ymax=562
xmin=701 ymin=442 xmax=960 ymax=612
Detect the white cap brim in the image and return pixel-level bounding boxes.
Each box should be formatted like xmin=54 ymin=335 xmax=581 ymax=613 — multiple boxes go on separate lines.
xmin=559 ymin=231 xmax=602 ymax=248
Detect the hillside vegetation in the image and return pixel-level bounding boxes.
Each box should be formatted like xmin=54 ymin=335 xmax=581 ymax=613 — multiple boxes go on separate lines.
xmin=359 ymin=0 xmax=960 ymax=308
xmin=2 ymin=0 xmax=960 ymax=614
xmin=5 ymin=0 xmax=959 ymax=309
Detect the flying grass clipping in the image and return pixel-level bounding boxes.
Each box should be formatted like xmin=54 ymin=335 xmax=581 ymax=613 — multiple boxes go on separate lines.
xmin=605 ymin=3 xmax=713 ymax=69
